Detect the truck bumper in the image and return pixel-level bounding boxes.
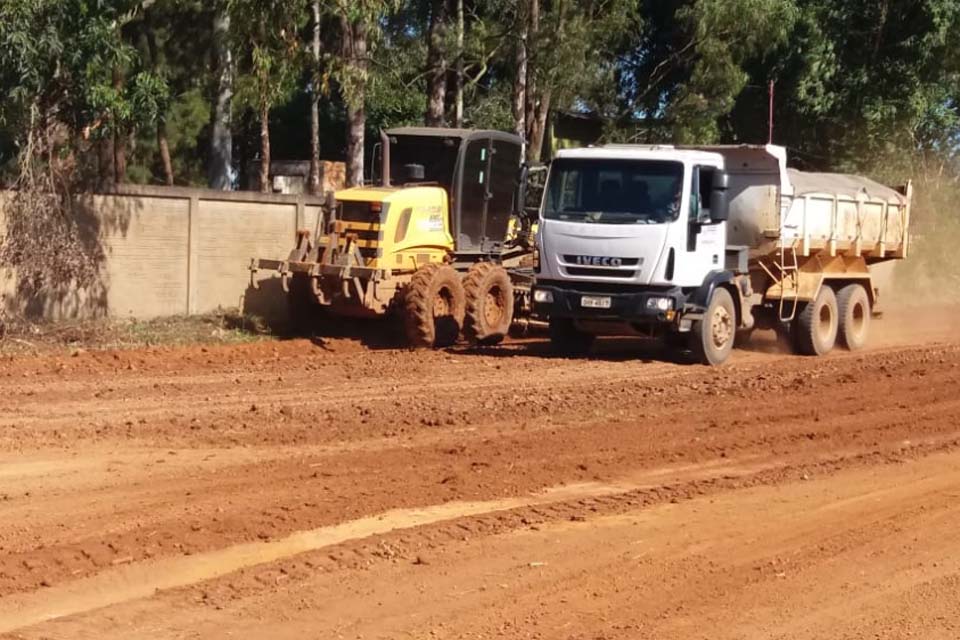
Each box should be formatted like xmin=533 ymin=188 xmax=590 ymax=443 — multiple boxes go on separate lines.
xmin=531 ymin=281 xmax=687 ymax=326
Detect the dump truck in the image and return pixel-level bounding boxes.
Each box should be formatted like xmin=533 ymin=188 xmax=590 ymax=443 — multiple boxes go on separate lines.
xmin=531 ymin=144 xmax=911 ymax=365
xmin=251 ymin=127 xmax=535 ymax=347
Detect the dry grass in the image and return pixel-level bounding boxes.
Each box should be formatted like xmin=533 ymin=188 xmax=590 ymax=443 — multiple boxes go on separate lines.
xmin=0 ymin=309 xmax=276 ymax=356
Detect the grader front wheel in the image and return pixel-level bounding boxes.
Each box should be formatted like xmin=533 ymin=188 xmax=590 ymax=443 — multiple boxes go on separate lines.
xmin=403 ymin=263 xmax=466 ymax=348
xmin=463 ymin=262 xmax=514 ymax=345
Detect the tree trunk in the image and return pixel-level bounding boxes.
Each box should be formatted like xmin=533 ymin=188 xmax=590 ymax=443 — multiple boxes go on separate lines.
xmin=308 ymin=0 xmax=323 ymax=195
xmin=145 ymin=13 xmax=173 ymax=186
xmin=527 ymin=89 xmax=551 ymax=165
xmin=341 ymin=15 xmax=367 ymax=187
xmin=425 ymin=0 xmax=450 ymax=127
xmin=157 ymin=120 xmax=174 ymax=186
xmin=454 ymin=0 xmax=464 ymax=127
xmin=512 ymin=1 xmax=528 ymax=141
xmin=208 ymin=5 xmax=234 ymax=190
xmin=98 ymin=135 xmax=116 ymax=192
xmin=345 ymin=97 xmax=366 ymax=188
xmin=114 ymin=129 xmax=128 ymax=184
xmin=259 ymin=100 xmax=271 ymax=193
xmin=112 ymin=67 xmax=127 ymax=184
xmin=524 ymin=0 xmax=542 ymax=163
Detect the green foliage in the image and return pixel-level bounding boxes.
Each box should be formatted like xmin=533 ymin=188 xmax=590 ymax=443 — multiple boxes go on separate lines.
xmin=228 ymin=0 xmax=307 ymax=115
xmin=0 ymin=0 xmax=956 ymax=190
xmin=616 ymin=0 xmax=797 ymax=143
xmin=126 ymin=88 xmax=210 ymax=185
xmin=731 ymin=0 xmax=960 ymax=169
xmin=0 ymin=0 xmax=166 ymax=143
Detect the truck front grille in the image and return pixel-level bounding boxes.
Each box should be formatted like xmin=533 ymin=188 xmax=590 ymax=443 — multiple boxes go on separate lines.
xmin=564 ymin=267 xmax=637 ymax=279
xmin=562 ymin=256 xmax=641 ymax=267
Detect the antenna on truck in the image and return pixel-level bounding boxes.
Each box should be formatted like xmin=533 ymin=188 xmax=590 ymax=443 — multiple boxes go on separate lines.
xmin=768 ymin=80 xmax=775 ymax=145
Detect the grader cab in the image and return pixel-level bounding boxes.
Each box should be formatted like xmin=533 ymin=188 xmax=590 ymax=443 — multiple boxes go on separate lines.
xmin=251 ymin=127 xmax=535 ymax=347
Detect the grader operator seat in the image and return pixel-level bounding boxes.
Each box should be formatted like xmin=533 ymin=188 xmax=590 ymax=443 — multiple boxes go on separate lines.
xmin=380 ymin=128 xmax=525 ymax=258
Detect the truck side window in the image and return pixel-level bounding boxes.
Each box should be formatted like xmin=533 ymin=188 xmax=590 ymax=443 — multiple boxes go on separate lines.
xmin=699 ymin=167 xmax=714 ymax=212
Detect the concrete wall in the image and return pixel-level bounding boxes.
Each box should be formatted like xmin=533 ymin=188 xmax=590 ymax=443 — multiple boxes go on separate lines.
xmin=0 ymin=186 xmax=326 ymax=322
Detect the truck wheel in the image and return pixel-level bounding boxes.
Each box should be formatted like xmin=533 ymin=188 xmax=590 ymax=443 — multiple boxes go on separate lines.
xmin=837 ymin=283 xmax=871 ymax=351
xmin=463 ymin=263 xmax=514 ymax=345
xmin=403 ymin=263 xmax=466 ymax=348
xmin=690 ymin=287 xmax=736 ymax=366
xmin=793 ymin=285 xmax=838 ymax=356
xmin=548 ymin=318 xmax=594 ymax=357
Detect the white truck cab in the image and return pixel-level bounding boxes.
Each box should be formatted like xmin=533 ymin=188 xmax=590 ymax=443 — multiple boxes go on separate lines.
xmin=531 ymin=144 xmax=910 ymax=365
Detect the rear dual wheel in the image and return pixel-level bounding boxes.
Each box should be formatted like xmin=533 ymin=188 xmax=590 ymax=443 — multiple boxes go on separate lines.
xmin=837 ymin=283 xmax=871 ymax=351
xmin=793 ymin=283 xmax=870 ymax=356
xmin=793 ymin=285 xmax=838 ymax=356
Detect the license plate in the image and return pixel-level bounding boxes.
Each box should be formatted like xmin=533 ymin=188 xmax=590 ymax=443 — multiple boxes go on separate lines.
xmin=580 ymin=295 xmax=612 ymax=309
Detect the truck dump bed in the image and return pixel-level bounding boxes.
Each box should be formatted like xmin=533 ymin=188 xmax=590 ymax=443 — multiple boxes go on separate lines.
xmin=696 ymin=145 xmax=911 ymax=263
xmin=783 ymin=169 xmax=910 ymax=261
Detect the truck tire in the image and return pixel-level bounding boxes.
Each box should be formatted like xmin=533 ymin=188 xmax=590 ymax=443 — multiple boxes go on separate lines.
xmin=689 ymin=287 xmax=736 ymax=366
xmin=837 ymin=283 xmax=870 ymax=351
xmin=793 ymin=285 xmax=838 ymax=356
xmin=548 ymin=318 xmax=594 ymax=357
xmin=403 ymin=263 xmax=466 ymax=348
xmin=463 ymin=262 xmax=514 ymax=346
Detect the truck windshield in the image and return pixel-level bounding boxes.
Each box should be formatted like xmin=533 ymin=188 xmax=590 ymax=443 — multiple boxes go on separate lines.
xmin=543 ymin=159 xmax=684 ymax=224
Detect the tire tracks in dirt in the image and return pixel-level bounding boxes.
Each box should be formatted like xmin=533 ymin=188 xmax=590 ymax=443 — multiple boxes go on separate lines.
xmin=4 ymin=438 xmax=959 ymax=636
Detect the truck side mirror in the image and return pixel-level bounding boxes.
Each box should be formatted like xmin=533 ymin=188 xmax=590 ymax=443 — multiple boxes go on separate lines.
xmin=711 ymin=171 xmax=731 ymax=222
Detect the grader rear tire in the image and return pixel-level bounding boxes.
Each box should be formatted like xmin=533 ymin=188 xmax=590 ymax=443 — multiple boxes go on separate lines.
xmin=403 ymin=263 xmax=466 ymax=348
xmin=463 ymin=262 xmax=514 ymax=346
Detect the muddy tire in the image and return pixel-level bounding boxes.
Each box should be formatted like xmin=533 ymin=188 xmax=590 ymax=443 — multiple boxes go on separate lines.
xmin=837 ymin=283 xmax=871 ymax=351
xmin=548 ymin=318 xmax=594 ymax=357
xmin=403 ymin=263 xmax=466 ymax=348
xmin=689 ymin=287 xmax=736 ymax=366
xmin=463 ymin=262 xmax=514 ymax=346
xmin=793 ymin=285 xmax=838 ymax=356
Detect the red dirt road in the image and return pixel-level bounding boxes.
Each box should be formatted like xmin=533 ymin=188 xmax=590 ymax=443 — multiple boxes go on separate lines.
xmin=0 ymin=311 xmax=958 ymax=639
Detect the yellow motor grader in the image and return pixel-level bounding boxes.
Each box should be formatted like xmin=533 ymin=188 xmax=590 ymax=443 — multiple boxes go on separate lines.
xmin=251 ymin=127 xmax=535 ymax=347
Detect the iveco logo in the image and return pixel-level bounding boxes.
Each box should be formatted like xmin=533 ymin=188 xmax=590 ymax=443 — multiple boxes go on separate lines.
xmin=575 ymin=255 xmax=623 ymax=267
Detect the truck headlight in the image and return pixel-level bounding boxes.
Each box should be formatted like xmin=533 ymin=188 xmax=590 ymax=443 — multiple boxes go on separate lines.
xmin=533 ymin=289 xmax=554 ymax=304
xmin=646 ymin=296 xmax=674 ymax=311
